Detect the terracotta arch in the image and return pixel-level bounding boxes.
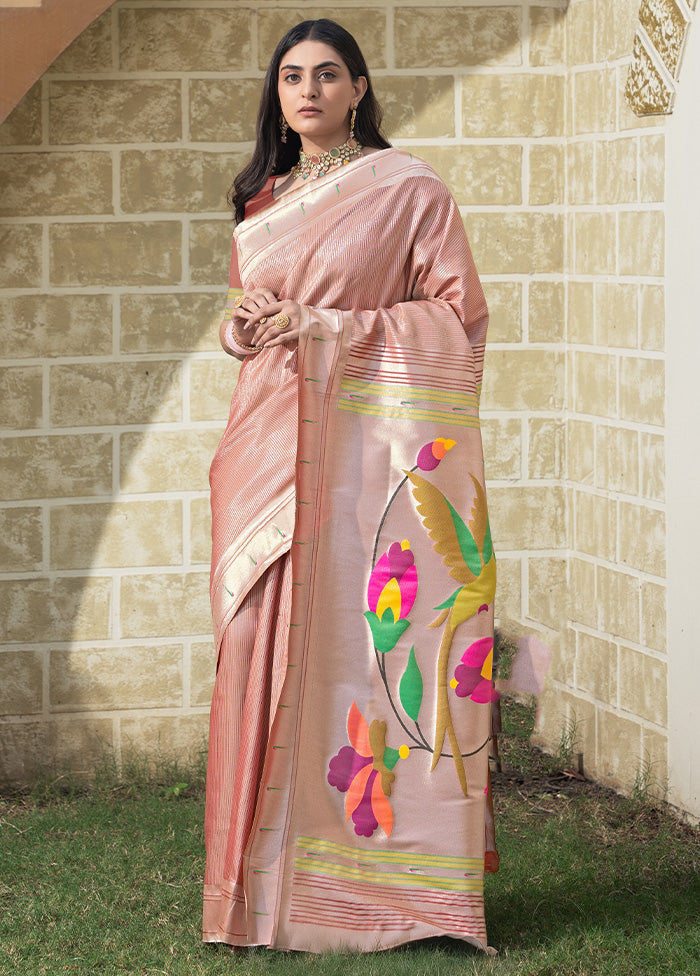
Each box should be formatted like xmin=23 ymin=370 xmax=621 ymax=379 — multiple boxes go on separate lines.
xmin=0 ymin=0 xmax=117 ymax=124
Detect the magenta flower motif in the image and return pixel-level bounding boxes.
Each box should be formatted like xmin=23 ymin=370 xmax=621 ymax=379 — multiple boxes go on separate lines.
xmin=364 ymin=541 xmax=418 ymax=654
xmin=451 ymin=637 xmax=499 ymax=703
xmin=416 ymin=438 xmax=456 ymax=471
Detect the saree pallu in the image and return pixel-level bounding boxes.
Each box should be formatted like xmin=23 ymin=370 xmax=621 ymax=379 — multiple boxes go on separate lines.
xmin=205 ymin=148 xmax=497 ymax=953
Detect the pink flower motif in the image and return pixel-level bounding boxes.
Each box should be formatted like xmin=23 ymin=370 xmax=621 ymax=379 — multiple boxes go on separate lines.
xmin=364 ymin=541 xmax=418 ymax=654
xmin=416 ymin=438 xmax=456 ymax=471
xmin=452 ymin=637 xmax=499 ymax=703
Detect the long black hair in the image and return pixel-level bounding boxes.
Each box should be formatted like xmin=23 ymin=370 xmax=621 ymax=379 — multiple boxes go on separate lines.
xmin=230 ymin=19 xmax=390 ymax=223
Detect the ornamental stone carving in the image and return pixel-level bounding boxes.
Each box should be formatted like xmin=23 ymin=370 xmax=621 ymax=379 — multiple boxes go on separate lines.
xmin=626 ymin=0 xmax=694 ymax=115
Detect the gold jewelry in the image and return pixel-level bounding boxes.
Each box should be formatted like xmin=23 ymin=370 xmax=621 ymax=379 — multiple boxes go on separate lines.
xmin=291 ymin=135 xmax=362 ymax=181
xmin=259 ymin=316 xmax=268 ymax=325
xmin=232 ymin=330 xmax=257 ymax=352
xmin=349 ymin=105 xmax=357 ymax=141
xmin=274 ymin=313 xmax=290 ymax=330
xmin=279 ymin=114 xmax=288 ymax=143
xmin=233 ymin=294 xmax=246 ymax=308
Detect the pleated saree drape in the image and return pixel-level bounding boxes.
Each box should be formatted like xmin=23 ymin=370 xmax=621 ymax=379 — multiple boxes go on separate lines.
xmin=204 ymin=149 xmax=498 ymax=953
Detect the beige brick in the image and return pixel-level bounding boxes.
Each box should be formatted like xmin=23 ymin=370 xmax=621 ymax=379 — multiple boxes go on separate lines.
xmin=567 ymin=419 xmax=594 ymax=486
xmin=569 ymin=557 xmax=597 ymax=629
xmin=573 ymin=351 xmax=617 ymax=418
xmin=50 ymin=361 xmax=182 ymax=427
xmin=190 ymin=79 xmax=263 ymax=143
xmin=529 ymin=282 xmax=564 ymax=343
xmin=0 ymin=650 xmax=43 ymax=714
xmin=482 ymin=281 xmax=521 ymax=343
xmin=480 ymin=417 xmax=521 ymax=481
xmin=567 ymin=281 xmax=595 ymax=344
xmin=1 ymin=295 xmax=113 ymax=360
xmin=639 ymin=134 xmax=665 ymax=203
xmin=190 ymin=220 xmax=232 ymax=285
xmin=395 ymin=6 xmax=520 ymax=68
xmin=50 ymin=500 xmax=183 ymax=570
xmin=48 ymin=11 xmax=113 ymax=73
xmin=640 ymin=284 xmax=665 ymax=352
xmin=191 ymin=640 xmax=216 ymax=706
xmin=528 ymin=557 xmax=566 ymax=632
xmin=529 ymin=418 xmax=563 ymax=480
xmin=597 ymin=710 xmax=642 ymax=789
xmin=529 ymin=144 xmax=563 ymax=206
xmin=0 ymin=366 xmax=43 ymax=430
xmin=374 ymin=77 xmax=454 ymax=139
xmin=576 ymin=632 xmax=617 ymax=705
xmin=493 ymin=555 xmax=521 ymax=621
xmin=120 ymin=713 xmax=209 ymax=763
xmin=619 ymin=356 xmax=665 ymax=426
xmin=596 ymin=425 xmax=639 ymax=495
xmin=573 ymin=67 xmax=617 ymax=134
xmin=642 ymin=728 xmax=669 ymax=796
xmin=0 ymin=434 xmax=111 ymax=501
xmin=0 ymin=82 xmax=42 ymax=147
xmin=463 ymin=74 xmax=564 ymax=138
xmin=0 ymin=225 xmax=42 ymax=288
xmin=413 ymin=145 xmax=522 ymax=206
xmin=596 ymin=138 xmax=638 ymax=205
xmin=619 ymin=646 xmax=667 ymax=726
xmin=597 ymin=0 xmax=639 ymax=62
xmin=0 ymin=576 xmax=111 ymax=643
xmin=120 ymin=150 xmax=246 ymax=214
xmin=574 ymin=490 xmax=617 ymax=562
xmin=482 ymin=349 xmax=564 ymax=411
xmin=0 ymin=507 xmax=42 ymax=572
xmin=120 ymin=293 xmax=222 ymax=354
xmin=190 ymin=496 xmax=212 ymax=565
xmin=120 ymin=429 xmax=221 ymax=494
xmin=468 ymin=212 xmax=563 ymax=275
xmin=49 ymin=80 xmax=181 ymax=144
xmin=189 ymin=358 xmax=239 ymax=422
xmin=595 ymin=282 xmax=638 ymax=349
xmin=119 ymin=7 xmax=252 ymax=72
xmin=259 ymin=8 xmax=387 ymax=71
xmin=50 ymin=645 xmax=183 ymax=711
xmin=529 ymin=5 xmax=565 ymax=65
xmin=50 ymin=222 xmax=182 ymax=287
xmin=0 ymin=718 xmax=114 ymax=783
xmin=574 ymin=211 xmax=616 ymax=275
xmin=566 ymin=140 xmax=595 ymax=205
xmin=532 ymin=686 xmax=596 ymax=773
xmin=487 ymin=485 xmax=565 ymax=551
xmin=537 ymin=630 xmax=569 ymax=687
xmin=119 ymin=572 xmax=210 ymax=638
xmin=566 ymin=0 xmax=594 ymax=66
xmin=619 ymin=211 xmax=664 ymax=277
xmin=640 ymin=432 xmax=665 ymax=503
xmin=618 ymin=501 xmax=665 ymax=576
xmin=597 ymin=566 xmax=640 ymax=643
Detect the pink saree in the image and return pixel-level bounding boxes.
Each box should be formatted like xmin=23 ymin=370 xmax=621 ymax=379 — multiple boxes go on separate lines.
xmin=204 ymin=148 xmax=497 ymax=953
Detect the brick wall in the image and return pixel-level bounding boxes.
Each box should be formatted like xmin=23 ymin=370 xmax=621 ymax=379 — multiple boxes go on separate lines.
xmin=0 ymin=0 xmax=670 ymax=797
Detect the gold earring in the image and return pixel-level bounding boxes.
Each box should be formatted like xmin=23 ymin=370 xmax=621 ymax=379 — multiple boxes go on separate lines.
xmin=349 ymin=106 xmax=357 ymax=142
xmin=279 ymin=114 xmax=288 ymax=143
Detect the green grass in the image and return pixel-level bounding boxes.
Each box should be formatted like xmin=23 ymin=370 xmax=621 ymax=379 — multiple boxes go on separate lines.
xmin=1 ymin=700 xmax=698 ymax=976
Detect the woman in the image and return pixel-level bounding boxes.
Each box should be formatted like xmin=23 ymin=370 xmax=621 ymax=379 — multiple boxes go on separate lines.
xmin=204 ymin=19 xmax=498 ymax=955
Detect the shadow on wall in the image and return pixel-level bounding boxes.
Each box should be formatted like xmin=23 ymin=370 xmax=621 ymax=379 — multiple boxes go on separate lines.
xmin=0 ymin=1 xmax=568 ymax=783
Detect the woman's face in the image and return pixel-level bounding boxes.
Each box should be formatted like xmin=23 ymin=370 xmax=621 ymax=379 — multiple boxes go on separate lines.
xmin=278 ymin=39 xmax=367 ymax=152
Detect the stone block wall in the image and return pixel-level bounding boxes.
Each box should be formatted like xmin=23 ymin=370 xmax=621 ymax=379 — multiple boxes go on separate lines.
xmin=0 ymin=0 xmax=671 ymax=798
xmin=532 ymin=0 xmax=669 ymax=795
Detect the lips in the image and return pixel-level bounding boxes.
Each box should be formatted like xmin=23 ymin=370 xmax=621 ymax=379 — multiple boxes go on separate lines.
xmin=298 ymin=107 xmax=321 ymax=115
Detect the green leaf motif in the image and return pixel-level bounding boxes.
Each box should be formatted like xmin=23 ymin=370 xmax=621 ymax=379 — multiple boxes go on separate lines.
xmin=433 ymin=586 xmax=462 ymax=611
xmin=383 ymin=746 xmax=400 ymax=771
xmin=444 ymin=497 xmax=482 ymax=577
xmin=482 ymin=517 xmax=493 ymax=565
xmin=363 ymin=610 xmax=411 ymax=654
xmin=399 ymin=646 xmax=423 ymax=721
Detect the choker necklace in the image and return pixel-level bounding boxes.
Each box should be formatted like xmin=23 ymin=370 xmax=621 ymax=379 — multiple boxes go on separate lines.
xmin=291 ymin=137 xmax=362 ymax=181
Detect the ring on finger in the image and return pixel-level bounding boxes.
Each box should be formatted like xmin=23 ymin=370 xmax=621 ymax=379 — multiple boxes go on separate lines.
xmin=233 ymin=294 xmax=246 ymax=308
xmin=274 ymin=313 xmax=290 ymax=330
xmin=259 ymin=316 xmax=268 ymax=325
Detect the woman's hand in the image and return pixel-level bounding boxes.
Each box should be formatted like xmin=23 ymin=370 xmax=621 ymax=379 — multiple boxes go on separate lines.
xmin=233 ymin=290 xmax=302 ymax=350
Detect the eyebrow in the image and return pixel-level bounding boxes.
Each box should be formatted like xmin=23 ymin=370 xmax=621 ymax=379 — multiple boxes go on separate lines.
xmin=280 ymin=61 xmax=342 ymax=71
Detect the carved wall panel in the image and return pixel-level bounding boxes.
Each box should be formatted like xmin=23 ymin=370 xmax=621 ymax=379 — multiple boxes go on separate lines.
xmin=626 ymin=0 xmax=695 ymax=114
